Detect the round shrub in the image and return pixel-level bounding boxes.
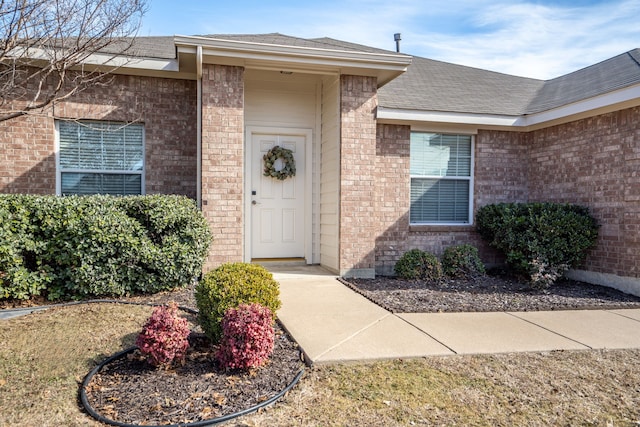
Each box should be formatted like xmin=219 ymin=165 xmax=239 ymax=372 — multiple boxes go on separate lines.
xmin=442 ymin=244 xmax=486 ymax=278
xmin=135 ymin=302 xmax=190 ymax=368
xmin=394 ymin=249 xmax=443 ymax=281
xmin=195 ymin=263 xmax=281 ymax=342
xmin=476 ymin=202 xmax=599 ymax=288
xmin=216 ymin=303 xmax=275 ymax=370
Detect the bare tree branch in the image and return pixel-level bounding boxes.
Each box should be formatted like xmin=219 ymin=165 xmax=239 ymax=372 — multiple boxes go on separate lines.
xmin=0 ymin=0 xmax=147 ymax=122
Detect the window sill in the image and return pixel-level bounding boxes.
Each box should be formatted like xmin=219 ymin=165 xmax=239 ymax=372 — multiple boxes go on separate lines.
xmin=409 ymin=224 xmax=476 ymax=233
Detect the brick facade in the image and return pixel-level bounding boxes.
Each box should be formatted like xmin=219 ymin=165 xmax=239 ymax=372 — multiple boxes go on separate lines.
xmin=374 ymin=108 xmax=640 ymax=282
xmin=0 ymin=72 xmax=198 ymax=197
xmin=0 ymin=114 xmax=55 ymax=194
xmin=373 ymin=125 xmax=506 ymax=275
xmin=200 ymin=64 xmax=245 ymax=269
xmin=339 ymin=75 xmax=378 ymax=277
xmin=527 ymin=107 xmax=640 ymax=279
xmin=2 ymin=61 xmax=638 ymax=284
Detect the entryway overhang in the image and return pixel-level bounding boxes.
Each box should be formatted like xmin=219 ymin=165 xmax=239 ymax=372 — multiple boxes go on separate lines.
xmin=174 ymin=35 xmax=412 ymax=86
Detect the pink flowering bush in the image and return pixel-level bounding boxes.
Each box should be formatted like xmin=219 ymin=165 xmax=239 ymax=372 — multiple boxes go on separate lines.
xmin=216 ymin=303 xmax=275 ymax=370
xmin=136 ymin=302 xmax=190 ymax=368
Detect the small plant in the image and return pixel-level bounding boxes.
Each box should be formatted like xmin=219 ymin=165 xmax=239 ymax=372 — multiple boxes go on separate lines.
xmin=216 ymin=303 xmax=275 ymax=370
xmin=441 ymin=244 xmax=486 ymax=278
xmin=195 ymin=263 xmax=281 ymax=342
xmin=135 ymin=302 xmax=190 ymax=368
xmin=529 ymin=257 xmax=568 ymax=290
xmin=394 ymin=249 xmax=443 ymax=281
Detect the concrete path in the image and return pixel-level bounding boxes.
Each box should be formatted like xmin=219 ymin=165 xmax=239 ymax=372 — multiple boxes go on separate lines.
xmin=270 ymin=265 xmax=640 ymax=364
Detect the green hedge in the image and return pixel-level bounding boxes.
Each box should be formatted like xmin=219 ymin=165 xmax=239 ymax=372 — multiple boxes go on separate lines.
xmin=476 ymin=202 xmax=598 ymax=287
xmin=0 ymin=195 xmax=212 ymax=300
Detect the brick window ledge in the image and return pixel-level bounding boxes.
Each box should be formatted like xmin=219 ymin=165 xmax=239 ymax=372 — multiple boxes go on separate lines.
xmin=409 ymin=224 xmax=476 ymax=233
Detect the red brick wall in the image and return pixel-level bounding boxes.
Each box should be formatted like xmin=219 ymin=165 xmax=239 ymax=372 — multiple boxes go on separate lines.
xmin=527 ymin=107 xmax=640 ymax=278
xmin=339 ymin=75 xmax=378 ymax=277
xmin=373 ymin=125 xmax=510 ymax=275
xmin=0 ymin=114 xmax=55 ymax=194
xmin=200 ymin=64 xmax=245 ymax=270
xmin=475 ymin=130 xmax=529 ymax=207
xmin=0 ymin=72 xmax=198 ymax=197
xmin=374 ymin=109 xmax=640 ymax=281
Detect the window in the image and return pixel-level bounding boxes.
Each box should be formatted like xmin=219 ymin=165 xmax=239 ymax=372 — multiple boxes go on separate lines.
xmin=57 ymin=120 xmax=144 ymax=195
xmin=410 ymin=132 xmax=473 ymax=224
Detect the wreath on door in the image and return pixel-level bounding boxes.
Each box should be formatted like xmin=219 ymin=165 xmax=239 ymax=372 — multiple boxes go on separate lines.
xmin=263 ymin=145 xmax=296 ymax=180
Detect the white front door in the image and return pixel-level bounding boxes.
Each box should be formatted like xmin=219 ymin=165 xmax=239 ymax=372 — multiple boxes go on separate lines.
xmin=250 ymin=132 xmax=306 ymax=259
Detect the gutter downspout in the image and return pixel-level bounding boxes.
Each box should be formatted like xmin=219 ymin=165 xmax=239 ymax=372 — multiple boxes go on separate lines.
xmin=196 ymin=45 xmax=203 ymax=209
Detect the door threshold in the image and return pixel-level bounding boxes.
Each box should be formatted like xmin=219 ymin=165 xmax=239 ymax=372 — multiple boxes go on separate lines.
xmin=252 ymin=258 xmax=307 ymax=267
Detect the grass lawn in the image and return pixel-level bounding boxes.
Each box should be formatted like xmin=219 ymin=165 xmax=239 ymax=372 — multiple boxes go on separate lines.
xmin=1 ymin=303 xmax=639 ymax=426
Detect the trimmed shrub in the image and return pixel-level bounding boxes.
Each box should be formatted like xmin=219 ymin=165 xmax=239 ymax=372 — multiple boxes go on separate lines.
xmin=442 ymin=244 xmax=486 ymax=278
xmin=136 ymin=302 xmax=191 ymax=368
xmin=195 ymin=263 xmax=281 ymax=343
xmin=394 ymin=249 xmax=443 ymax=281
xmin=216 ymin=303 xmax=275 ymax=370
xmin=0 ymin=194 xmax=212 ymax=300
xmin=476 ymin=202 xmax=598 ymax=288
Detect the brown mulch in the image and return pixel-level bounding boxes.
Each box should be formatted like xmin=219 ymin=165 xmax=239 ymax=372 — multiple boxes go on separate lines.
xmin=76 ymin=283 xmax=305 ymax=426
xmin=342 ymin=272 xmax=640 ymax=313
xmin=83 ymin=327 xmax=303 ymax=426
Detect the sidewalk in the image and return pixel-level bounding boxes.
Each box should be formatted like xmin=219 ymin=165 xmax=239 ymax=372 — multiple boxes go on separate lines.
xmin=270 ymin=265 xmax=640 ymax=364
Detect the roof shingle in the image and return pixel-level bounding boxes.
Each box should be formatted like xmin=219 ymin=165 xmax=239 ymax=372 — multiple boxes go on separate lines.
xmin=126 ymin=34 xmax=640 ymax=116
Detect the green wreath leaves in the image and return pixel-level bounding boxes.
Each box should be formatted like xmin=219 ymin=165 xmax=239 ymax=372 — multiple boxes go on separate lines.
xmin=263 ymin=146 xmax=296 ymax=180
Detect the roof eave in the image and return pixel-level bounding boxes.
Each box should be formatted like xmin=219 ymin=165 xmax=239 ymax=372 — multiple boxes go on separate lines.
xmin=378 ymin=83 xmax=640 ymax=131
xmin=174 ymin=35 xmax=411 ymax=85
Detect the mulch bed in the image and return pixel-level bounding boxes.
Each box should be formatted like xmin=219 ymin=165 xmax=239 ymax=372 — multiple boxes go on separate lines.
xmin=83 ymin=324 xmax=303 ymax=426
xmin=341 ymin=273 xmax=640 ymax=313
xmin=5 ymin=272 xmax=640 ymax=426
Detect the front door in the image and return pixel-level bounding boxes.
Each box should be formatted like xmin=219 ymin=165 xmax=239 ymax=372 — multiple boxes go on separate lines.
xmin=250 ymin=132 xmax=306 ymax=259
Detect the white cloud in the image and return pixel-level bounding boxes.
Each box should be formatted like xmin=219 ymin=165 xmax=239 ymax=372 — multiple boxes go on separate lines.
xmin=142 ymin=0 xmax=640 ymax=80
xmin=402 ymin=0 xmax=640 ymax=79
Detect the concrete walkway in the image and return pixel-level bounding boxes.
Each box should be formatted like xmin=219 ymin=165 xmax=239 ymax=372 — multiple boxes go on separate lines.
xmin=270 ymin=265 xmax=640 ymax=364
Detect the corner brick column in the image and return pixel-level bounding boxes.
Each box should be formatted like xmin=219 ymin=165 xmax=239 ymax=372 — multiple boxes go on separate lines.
xmin=200 ymin=64 xmax=244 ymax=270
xmin=339 ymin=75 xmax=378 ymax=278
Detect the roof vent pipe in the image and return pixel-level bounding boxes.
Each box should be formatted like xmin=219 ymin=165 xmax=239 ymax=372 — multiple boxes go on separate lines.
xmin=394 ymin=33 xmax=401 ymax=52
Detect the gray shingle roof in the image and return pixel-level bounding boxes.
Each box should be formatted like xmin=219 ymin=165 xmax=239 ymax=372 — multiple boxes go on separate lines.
xmin=379 ymin=48 xmax=640 ymax=116
xmin=106 ymin=36 xmax=176 ymax=59
xmin=525 ymin=49 xmax=640 ymax=114
xmin=196 ymin=33 xmax=399 ymax=55
xmin=378 ymin=56 xmax=544 ymax=116
xmin=125 ymin=34 xmax=640 ymax=117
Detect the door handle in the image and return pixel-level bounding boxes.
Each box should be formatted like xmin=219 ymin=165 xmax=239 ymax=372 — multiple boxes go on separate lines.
xmin=252 ymin=200 xmax=260 ymax=205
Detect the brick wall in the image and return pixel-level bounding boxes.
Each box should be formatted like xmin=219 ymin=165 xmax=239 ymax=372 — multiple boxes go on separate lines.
xmin=339 ymin=75 xmax=378 ymax=277
xmin=475 ymin=130 xmax=529 ymax=207
xmin=0 ymin=72 xmax=198 ymax=197
xmin=373 ymin=124 xmax=501 ymax=275
xmin=200 ymin=64 xmax=245 ymax=270
xmin=0 ymin=114 xmax=55 ymax=194
xmin=527 ymin=107 xmax=640 ymax=279
xmin=373 ymin=109 xmax=640 ymax=281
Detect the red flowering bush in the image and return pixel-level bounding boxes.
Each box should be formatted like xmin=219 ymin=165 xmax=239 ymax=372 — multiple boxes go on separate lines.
xmin=136 ymin=302 xmax=190 ymax=368
xmin=216 ymin=303 xmax=275 ymax=370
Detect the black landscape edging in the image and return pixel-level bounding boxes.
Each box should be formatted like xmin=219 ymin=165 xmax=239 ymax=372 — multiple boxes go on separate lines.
xmin=79 ymin=345 xmax=305 ymax=427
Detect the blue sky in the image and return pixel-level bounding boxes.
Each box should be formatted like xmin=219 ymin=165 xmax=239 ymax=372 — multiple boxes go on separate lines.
xmin=139 ymin=0 xmax=640 ymax=79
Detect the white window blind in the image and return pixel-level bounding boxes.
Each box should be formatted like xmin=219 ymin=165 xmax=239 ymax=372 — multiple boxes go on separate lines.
xmin=57 ymin=121 xmax=144 ymax=195
xmin=410 ymin=133 xmax=472 ymax=224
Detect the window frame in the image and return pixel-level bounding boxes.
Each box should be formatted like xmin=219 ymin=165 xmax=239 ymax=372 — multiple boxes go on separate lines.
xmin=409 ymin=131 xmax=475 ymax=226
xmin=55 ymin=119 xmax=146 ymax=196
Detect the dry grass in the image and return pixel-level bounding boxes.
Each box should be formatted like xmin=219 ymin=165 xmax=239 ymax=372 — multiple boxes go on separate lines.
xmin=1 ymin=304 xmax=639 ymax=426
xmin=0 ymin=303 xmax=152 ymax=427
xmin=242 ymin=351 xmax=640 ymax=427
